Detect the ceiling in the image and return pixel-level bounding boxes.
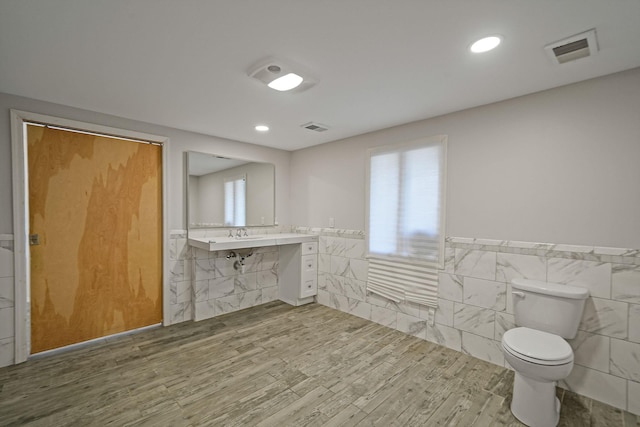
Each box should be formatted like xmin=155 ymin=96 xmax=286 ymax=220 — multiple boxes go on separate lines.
xmin=1 ymin=1 xmax=639 ymax=151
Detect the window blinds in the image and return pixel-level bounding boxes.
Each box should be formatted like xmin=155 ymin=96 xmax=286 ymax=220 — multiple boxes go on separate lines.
xmin=366 ymin=136 xmax=446 ymax=308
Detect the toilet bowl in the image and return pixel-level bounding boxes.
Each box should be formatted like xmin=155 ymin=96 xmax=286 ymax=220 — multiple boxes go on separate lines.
xmin=502 ymin=327 xmax=574 ymax=427
xmin=502 ymin=279 xmax=589 ymax=427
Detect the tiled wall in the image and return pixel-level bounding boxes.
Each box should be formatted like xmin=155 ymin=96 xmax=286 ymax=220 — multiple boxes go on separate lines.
xmin=191 ymin=245 xmax=279 ymax=321
xmin=297 ymin=226 xmax=640 ymax=416
xmin=168 ymin=227 xmax=284 ymax=324
xmin=0 ymin=235 xmax=14 ymax=367
xmin=168 ymin=230 xmax=193 ymax=324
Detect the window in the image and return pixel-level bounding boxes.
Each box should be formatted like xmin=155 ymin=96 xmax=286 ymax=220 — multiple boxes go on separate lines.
xmin=366 ymin=135 xmax=447 ymax=307
xmin=224 ymin=174 xmax=246 ymax=226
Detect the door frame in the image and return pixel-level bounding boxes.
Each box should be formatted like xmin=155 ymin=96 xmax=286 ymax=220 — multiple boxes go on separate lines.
xmin=10 ymin=109 xmax=170 ymax=363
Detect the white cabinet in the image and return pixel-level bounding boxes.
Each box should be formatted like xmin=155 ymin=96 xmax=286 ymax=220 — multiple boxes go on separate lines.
xmin=279 ymin=241 xmax=318 ymax=306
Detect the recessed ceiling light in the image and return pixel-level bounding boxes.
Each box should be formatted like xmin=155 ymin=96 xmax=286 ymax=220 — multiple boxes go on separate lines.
xmin=267 ymin=73 xmax=304 ymax=91
xmin=255 ymin=125 xmax=269 ymax=132
xmin=470 ymin=35 xmax=502 ymax=53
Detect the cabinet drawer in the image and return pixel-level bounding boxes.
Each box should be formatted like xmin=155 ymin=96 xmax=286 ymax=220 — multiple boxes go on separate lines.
xmin=300 ymin=277 xmax=317 ymax=298
xmin=301 ymin=254 xmax=317 ymax=273
xmin=301 ymin=242 xmax=318 ymax=255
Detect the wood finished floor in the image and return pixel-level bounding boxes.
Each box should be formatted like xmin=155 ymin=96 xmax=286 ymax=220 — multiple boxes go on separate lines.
xmin=0 ymin=302 xmax=637 ymax=426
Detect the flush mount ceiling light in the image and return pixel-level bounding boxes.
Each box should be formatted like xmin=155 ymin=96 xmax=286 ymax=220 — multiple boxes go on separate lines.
xmin=255 ymin=125 xmax=269 ymax=132
xmin=268 ymin=73 xmax=303 ymax=91
xmin=470 ymin=35 xmax=502 ymax=53
xmin=248 ymin=57 xmax=317 ymax=92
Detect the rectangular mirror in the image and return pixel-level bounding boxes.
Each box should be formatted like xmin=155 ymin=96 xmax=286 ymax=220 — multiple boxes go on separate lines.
xmin=187 ymin=151 xmax=275 ymax=228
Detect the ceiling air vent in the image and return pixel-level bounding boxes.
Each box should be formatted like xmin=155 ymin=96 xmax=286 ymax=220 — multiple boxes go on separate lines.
xmin=301 ymin=122 xmax=329 ymax=132
xmin=545 ymin=29 xmax=598 ymax=65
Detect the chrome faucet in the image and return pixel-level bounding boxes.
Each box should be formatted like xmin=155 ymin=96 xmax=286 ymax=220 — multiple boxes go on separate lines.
xmin=243 ymin=228 xmax=248 ymax=237
xmin=236 ymin=228 xmax=242 ymax=238
xmin=228 ymin=229 xmax=234 ymax=238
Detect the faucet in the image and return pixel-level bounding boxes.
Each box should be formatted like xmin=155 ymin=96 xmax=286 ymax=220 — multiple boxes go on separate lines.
xmin=242 ymin=228 xmax=248 ymax=237
xmin=236 ymin=228 xmax=242 ymax=238
xmin=228 ymin=229 xmax=234 ymax=238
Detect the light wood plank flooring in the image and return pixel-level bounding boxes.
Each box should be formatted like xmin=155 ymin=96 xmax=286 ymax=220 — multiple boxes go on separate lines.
xmin=0 ymin=302 xmax=637 ymax=426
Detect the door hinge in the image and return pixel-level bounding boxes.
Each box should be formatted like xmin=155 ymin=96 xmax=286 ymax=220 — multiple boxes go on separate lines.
xmin=29 ymin=234 xmax=40 ymax=246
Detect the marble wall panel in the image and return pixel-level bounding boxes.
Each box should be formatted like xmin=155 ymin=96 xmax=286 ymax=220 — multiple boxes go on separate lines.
xmin=426 ymin=323 xmax=462 ymax=352
xmin=209 ymin=277 xmax=234 ymax=299
xmin=568 ymin=330 xmax=610 ymax=373
xmin=193 ymin=279 xmax=208 ymax=303
xmin=629 ymin=304 xmax=640 ymax=344
xmin=214 ymin=294 xmax=240 ymax=315
xmin=462 ymin=332 xmax=504 ymax=366
xmin=370 ymin=305 xmax=397 ymax=328
xmin=0 ymin=277 xmax=14 ymax=309
xmin=347 ymin=298 xmax=372 ymax=321
xmin=463 ymin=277 xmax=506 ymax=311
xmin=580 ymin=297 xmax=628 ymax=339
xmin=434 ymin=298 xmax=454 ymax=327
xmin=612 ymin=264 xmax=640 ymax=304
xmin=397 ymin=312 xmax=426 ymax=339
xmin=261 ymin=286 xmax=278 ymax=304
xmin=257 ymin=269 xmax=278 ymax=289
xmin=453 ymin=303 xmax=495 ymax=339
xmin=454 ymin=249 xmax=496 ymax=280
xmin=344 ymin=239 xmax=366 ymax=259
xmin=547 ymin=258 xmax=612 ymax=299
xmin=628 ymin=381 xmax=640 ymax=416
xmin=194 ymin=300 xmax=215 ymax=321
xmin=610 ymin=339 xmax=640 ymax=382
xmin=561 ymin=365 xmax=627 ymax=410
xmin=494 ymin=312 xmax=515 ymax=341
xmin=437 ymin=272 xmax=463 ymax=302
xmin=343 ymin=277 xmax=366 ymax=302
xmin=496 ymin=253 xmax=546 ymax=283
xmin=238 ymin=290 xmax=262 ymax=310
xmin=0 ymin=308 xmax=14 ymax=340
xmin=0 ymin=246 xmax=14 ymax=278
xmin=0 ymin=337 xmax=13 ymax=367
xmin=325 ymin=236 xmax=346 ymax=256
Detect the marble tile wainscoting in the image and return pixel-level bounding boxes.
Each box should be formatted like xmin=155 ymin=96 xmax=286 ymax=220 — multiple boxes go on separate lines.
xmin=0 ymin=234 xmax=15 ymax=367
xmin=168 ymin=230 xmax=193 ymax=324
xmin=296 ymin=226 xmax=640 ymax=417
xmin=169 ymin=227 xmax=286 ymax=324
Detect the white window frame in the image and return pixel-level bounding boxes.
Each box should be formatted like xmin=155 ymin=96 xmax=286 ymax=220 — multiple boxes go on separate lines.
xmin=365 ymin=135 xmax=447 ymax=306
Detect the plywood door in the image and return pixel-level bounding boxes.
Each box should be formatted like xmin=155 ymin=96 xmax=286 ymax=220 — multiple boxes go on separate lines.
xmin=27 ymin=124 xmax=163 ymax=354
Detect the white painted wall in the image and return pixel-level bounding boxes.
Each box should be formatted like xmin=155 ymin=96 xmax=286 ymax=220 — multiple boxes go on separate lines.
xmin=0 ymin=93 xmax=291 ymax=233
xmin=290 ymin=68 xmax=640 ymax=249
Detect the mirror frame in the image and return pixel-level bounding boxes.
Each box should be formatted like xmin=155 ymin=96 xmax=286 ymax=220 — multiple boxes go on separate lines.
xmin=186 ymin=151 xmax=276 ymax=229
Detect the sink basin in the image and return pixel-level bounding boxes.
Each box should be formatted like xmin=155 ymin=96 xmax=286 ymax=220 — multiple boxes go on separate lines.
xmin=188 ymin=233 xmax=317 ymax=252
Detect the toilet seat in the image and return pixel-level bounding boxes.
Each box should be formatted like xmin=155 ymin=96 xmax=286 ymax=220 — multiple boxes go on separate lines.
xmin=502 ymin=327 xmax=573 ymax=366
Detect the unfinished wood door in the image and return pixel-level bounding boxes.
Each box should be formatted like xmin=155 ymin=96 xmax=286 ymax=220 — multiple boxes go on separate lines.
xmin=27 ymin=124 xmax=163 ymax=354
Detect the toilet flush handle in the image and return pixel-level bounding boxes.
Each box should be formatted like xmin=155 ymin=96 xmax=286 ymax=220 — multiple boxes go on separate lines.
xmin=512 ymin=291 xmax=525 ymax=298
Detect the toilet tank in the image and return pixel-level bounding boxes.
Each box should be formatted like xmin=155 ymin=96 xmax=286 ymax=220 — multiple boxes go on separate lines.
xmin=512 ymin=278 xmax=589 ymax=339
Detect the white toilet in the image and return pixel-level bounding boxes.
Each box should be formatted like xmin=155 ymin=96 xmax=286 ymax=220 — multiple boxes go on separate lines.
xmin=501 ymin=278 xmax=589 ymax=427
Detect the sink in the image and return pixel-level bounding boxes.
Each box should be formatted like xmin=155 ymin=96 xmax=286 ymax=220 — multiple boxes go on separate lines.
xmin=188 ymin=233 xmax=318 ymax=252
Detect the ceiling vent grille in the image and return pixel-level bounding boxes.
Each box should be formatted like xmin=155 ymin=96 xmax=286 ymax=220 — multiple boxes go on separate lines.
xmin=545 ymin=29 xmax=598 ymax=65
xmin=301 ymin=122 xmax=329 ymax=132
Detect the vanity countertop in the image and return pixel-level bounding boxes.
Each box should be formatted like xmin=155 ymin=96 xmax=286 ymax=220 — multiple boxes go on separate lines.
xmin=187 ymin=233 xmax=318 ymax=252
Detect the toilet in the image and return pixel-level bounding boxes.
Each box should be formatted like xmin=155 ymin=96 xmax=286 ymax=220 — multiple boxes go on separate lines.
xmin=501 ymin=278 xmax=589 ymax=427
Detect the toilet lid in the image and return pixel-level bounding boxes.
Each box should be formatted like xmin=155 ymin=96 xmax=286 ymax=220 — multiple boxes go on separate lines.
xmin=502 ymin=327 xmax=573 ymax=363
